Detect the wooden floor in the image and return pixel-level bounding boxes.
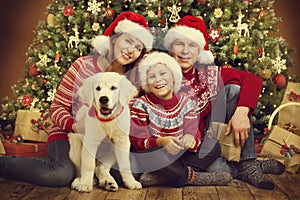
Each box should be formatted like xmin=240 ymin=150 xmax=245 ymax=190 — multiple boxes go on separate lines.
xmin=0 ymin=172 xmax=299 ymax=200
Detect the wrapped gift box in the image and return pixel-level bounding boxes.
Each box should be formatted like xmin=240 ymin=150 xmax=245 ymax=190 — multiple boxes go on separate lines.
xmin=1 ymin=140 xmax=48 ymax=157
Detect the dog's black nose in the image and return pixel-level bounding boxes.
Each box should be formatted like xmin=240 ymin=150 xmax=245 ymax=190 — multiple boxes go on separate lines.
xmin=99 ymin=96 xmax=109 ymax=104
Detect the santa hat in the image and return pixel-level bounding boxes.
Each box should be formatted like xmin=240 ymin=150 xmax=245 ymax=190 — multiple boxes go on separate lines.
xmin=92 ymin=12 xmax=153 ymax=56
xmin=138 ymin=52 xmax=183 ymax=93
xmin=163 ymin=16 xmax=214 ymax=64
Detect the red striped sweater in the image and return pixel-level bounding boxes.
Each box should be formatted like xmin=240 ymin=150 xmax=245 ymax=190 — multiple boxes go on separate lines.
xmin=48 ymin=55 xmax=101 ymax=142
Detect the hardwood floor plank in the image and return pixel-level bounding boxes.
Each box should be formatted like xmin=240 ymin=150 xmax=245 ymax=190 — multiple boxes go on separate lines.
xmin=245 ymin=182 xmax=289 ymax=200
xmin=66 ymin=187 xmax=109 ymax=200
xmin=0 ymin=182 xmax=34 ymax=200
xmin=268 ymin=173 xmax=300 ymax=200
xmin=216 ymin=180 xmax=255 ymax=200
xmin=145 ymin=187 xmax=182 ymax=200
xmin=21 ymin=186 xmax=70 ymax=200
xmin=105 ymin=187 xmax=147 ymax=200
xmin=183 ymin=186 xmax=218 ymax=200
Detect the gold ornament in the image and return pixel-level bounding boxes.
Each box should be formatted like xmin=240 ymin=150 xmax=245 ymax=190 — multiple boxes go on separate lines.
xmin=258 ymin=68 xmax=272 ymax=79
xmin=47 ymin=14 xmax=56 ymax=26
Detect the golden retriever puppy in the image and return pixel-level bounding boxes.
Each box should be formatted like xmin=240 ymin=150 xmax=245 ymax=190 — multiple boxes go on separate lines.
xmin=69 ymin=72 xmax=141 ymax=192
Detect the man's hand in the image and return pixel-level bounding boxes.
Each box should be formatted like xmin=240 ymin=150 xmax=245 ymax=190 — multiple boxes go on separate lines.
xmin=224 ymin=106 xmax=250 ymax=147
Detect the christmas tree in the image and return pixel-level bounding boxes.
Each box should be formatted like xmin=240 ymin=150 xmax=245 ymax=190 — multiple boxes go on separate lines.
xmin=0 ymin=0 xmax=296 ymax=136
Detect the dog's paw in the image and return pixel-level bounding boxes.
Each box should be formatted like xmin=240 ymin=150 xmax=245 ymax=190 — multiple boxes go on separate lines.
xmin=71 ymin=177 xmax=93 ymax=192
xmin=99 ymin=178 xmax=119 ymax=192
xmin=124 ymin=179 xmax=142 ymax=190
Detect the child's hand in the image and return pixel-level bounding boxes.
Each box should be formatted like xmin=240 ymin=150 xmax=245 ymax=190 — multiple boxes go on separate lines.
xmin=164 ymin=138 xmax=184 ymax=155
xmin=179 ymin=134 xmax=196 ymax=149
xmin=157 ymin=137 xmax=184 ymax=155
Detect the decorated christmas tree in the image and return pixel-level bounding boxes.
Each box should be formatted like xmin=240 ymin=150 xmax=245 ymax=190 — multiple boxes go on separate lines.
xmin=0 ymin=0 xmax=296 ymax=137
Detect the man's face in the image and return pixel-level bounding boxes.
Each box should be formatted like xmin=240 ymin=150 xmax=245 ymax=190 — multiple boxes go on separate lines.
xmin=170 ymin=39 xmax=200 ymax=73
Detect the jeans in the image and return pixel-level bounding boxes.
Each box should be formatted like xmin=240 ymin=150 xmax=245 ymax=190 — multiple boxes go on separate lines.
xmin=0 ymin=139 xmax=75 ymax=187
xmin=205 ymin=84 xmax=257 ymax=178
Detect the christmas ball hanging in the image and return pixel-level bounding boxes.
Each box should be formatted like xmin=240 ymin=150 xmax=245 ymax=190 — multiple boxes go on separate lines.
xmin=272 ymin=74 xmax=287 ymax=89
xmin=29 ymin=65 xmax=39 ymax=77
xmin=105 ymin=7 xmax=115 ymax=18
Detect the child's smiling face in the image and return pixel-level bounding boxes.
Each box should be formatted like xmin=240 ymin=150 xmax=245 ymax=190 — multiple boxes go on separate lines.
xmin=147 ymin=63 xmax=174 ymax=100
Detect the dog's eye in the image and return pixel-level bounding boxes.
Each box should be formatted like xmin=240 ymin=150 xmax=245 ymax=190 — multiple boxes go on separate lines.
xmin=96 ymin=86 xmax=101 ymax=91
xmin=111 ymin=86 xmax=117 ymax=90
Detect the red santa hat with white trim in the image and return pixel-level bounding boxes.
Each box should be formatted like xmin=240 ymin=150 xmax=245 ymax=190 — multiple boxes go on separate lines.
xmin=163 ymin=15 xmax=214 ymax=64
xmin=92 ymin=11 xmax=153 ymax=56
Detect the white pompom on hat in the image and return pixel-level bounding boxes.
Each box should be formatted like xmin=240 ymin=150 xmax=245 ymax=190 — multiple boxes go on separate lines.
xmin=163 ymin=15 xmax=214 ymax=64
xmin=138 ymin=52 xmax=183 ymax=93
xmin=91 ymin=11 xmax=153 ymax=56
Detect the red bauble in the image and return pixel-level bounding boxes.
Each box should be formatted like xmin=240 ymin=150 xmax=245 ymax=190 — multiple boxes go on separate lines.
xmin=105 ymin=7 xmax=115 ymax=18
xmin=29 ymin=65 xmax=39 ymax=77
xmin=272 ymin=74 xmax=287 ymax=89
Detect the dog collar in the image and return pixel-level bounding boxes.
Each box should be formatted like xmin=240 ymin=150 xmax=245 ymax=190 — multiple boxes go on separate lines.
xmin=96 ymin=106 xmax=124 ymax=122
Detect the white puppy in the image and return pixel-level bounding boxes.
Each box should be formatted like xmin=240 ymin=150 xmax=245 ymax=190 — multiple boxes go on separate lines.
xmin=69 ymin=72 xmax=141 ymax=192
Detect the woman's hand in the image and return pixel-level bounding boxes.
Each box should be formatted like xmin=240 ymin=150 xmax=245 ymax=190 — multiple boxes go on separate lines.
xmin=225 ymin=106 xmax=250 ymax=147
xmin=72 ymin=123 xmax=78 ymax=133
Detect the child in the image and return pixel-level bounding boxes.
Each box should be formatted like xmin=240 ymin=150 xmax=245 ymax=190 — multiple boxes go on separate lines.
xmin=130 ymin=52 xmax=232 ymax=187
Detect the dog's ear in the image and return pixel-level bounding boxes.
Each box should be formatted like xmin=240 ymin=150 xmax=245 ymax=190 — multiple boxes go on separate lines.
xmin=77 ymin=73 xmax=102 ymax=107
xmin=119 ymin=76 xmax=138 ymax=106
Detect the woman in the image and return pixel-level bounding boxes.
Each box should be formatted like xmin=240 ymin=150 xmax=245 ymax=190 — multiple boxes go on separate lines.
xmin=161 ymin=15 xmax=285 ymax=190
xmin=0 ymin=11 xmax=153 ymax=187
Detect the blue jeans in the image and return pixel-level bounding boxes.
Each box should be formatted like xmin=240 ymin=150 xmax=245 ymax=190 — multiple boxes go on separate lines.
xmin=203 ymin=84 xmax=257 ymax=178
xmin=0 ymin=139 xmax=75 ymax=187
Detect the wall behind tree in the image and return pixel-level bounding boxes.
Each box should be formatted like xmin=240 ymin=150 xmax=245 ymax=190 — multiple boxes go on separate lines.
xmin=0 ymin=0 xmax=299 ymax=107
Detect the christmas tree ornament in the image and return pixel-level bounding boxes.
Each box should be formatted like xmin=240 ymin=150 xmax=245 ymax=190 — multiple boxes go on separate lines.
xmin=22 ymin=94 xmax=33 ymax=107
xmin=55 ymin=52 xmax=60 ymax=62
xmin=31 ymin=81 xmax=40 ymax=91
xmin=272 ymin=56 xmax=287 ymax=74
xmin=47 ymin=14 xmax=56 ymax=26
xmin=158 ymin=4 xmax=162 ymax=18
xmin=167 ymin=4 xmax=181 ymax=23
xmin=36 ymin=54 xmax=51 ymax=67
xmin=105 ymin=5 xmax=115 ymax=18
xmin=92 ymin=22 xmax=100 ymax=31
xmin=258 ymin=68 xmax=271 ymax=79
xmin=233 ymin=42 xmax=238 ymax=55
xmin=63 ymin=4 xmax=74 ymax=16
xmin=209 ymin=27 xmax=221 ymax=42
xmin=258 ymin=9 xmax=268 ymax=19
xmin=236 ymin=12 xmax=249 ymax=37
xmin=87 ymin=0 xmax=103 ymax=15
xmin=214 ymin=8 xmax=223 ymax=18
xmin=68 ymin=25 xmax=80 ymax=49
xmin=272 ymin=74 xmax=287 ymax=89
xmin=147 ymin=10 xmax=156 ymax=18
xmin=29 ymin=65 xmax=40 ymax=77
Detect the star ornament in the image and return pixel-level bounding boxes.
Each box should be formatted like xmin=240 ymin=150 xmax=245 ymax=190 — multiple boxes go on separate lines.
xmin=37 ymin=54 xmax=51 ymax=67
xmin=209 ymin=27 xmax=221 ymax=42
xmin=64 ymin=4 xmax=74 ymax=16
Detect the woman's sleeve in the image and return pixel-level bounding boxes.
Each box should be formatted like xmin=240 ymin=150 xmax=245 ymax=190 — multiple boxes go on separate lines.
xmin=49 ymin=63 xmax=79 ymax=132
